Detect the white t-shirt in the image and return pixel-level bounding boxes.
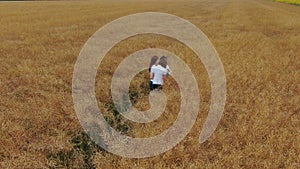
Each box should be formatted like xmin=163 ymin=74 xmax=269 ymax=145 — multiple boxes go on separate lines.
xmin=166 ymin=65 xmax=171 ymax=75
xmin=166 ymin=65 xmax=170 ymax=72
xmin=151 ymin=65 xmax=168 ymax=85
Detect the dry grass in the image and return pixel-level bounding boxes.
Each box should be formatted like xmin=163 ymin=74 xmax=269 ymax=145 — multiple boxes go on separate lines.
xmin=0 ymin=0 xmax=299 ymax=168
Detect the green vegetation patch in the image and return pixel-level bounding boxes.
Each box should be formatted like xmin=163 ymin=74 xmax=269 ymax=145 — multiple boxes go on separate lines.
xmin=274 ymin=0 xmax=300 ymax=5
xmin=47 ymin=132 xmax=101 ymax=168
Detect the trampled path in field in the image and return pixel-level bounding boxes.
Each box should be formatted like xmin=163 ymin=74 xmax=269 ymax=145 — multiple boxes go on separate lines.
xmin=0 ymin=0 xmax=299 ymax=168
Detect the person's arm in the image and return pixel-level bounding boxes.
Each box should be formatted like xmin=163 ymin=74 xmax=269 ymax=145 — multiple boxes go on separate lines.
xmin=150 ymin=72 xmax=154 ymax=80
xmin=162 ymin=74 xmax=167 ymax=81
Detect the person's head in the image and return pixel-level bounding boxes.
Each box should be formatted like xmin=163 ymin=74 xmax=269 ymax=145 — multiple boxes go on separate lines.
xmin=158 ymin=56 xmax=167 ymax=68
xmin=149 ymin=56 xmax=158 ymax=68
xmin=160 ymin=56 xmax=167 ymax=61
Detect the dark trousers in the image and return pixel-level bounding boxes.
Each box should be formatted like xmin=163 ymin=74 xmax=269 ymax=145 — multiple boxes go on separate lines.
xmin=150 ymin=81 xmax=162 ymax=91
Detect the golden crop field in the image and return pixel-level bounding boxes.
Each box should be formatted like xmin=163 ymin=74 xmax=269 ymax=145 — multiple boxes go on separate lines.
xmin=0 ymin=0 xmax=299 ymax=168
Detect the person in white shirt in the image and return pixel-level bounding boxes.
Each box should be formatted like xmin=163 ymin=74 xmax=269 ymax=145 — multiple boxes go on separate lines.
xmin=150 ymin=58 xmax=168 ymax=90
xmin=160 ymin=56 xmax=171 ymax=77
xmin=149 ymin=56 xmax=159 ymax=90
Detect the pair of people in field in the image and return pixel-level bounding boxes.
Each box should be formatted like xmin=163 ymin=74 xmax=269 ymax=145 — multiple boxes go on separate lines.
xmin=148 ymin=56 xmax=171 ymax=91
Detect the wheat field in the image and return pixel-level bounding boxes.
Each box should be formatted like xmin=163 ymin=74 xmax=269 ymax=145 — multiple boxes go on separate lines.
xmin=0 ymin=0 xmax=299 ymax=168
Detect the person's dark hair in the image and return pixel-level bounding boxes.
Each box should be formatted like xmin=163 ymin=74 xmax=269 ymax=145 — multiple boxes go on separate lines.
xmin=149 ymin=56 xmax=158 ymax=72
xmin=158 ymin=57 xmax=167 ymax=68
xmin=160 ymin=56 xmax=167 ymax=61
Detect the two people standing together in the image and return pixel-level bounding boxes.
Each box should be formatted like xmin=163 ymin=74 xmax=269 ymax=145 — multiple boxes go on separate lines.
xmin=148 ymin=56 xmax=171 ymax=91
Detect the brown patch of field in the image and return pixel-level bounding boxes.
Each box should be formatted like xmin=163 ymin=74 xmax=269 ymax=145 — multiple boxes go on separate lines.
xmin=0 ymin=0 xmax=299 ymax=168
